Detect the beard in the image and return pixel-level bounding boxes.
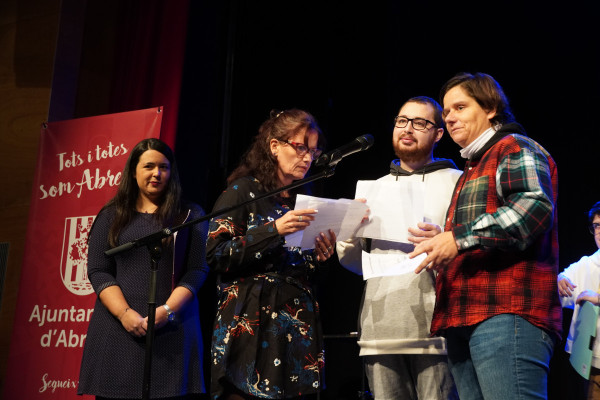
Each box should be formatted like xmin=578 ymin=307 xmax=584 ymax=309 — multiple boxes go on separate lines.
xmin=394 ymin=138 xmax=436 ymax=163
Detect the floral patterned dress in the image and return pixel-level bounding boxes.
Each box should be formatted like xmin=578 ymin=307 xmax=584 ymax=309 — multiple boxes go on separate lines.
xmin=206 ymin=176 xmax=324 ymax=399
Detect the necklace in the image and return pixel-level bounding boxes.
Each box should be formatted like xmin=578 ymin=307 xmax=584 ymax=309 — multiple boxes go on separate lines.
xmin=137 ymin=205 xmax=158 ymax=214
xmin=136 ymin=197 xmax=159 ymax=214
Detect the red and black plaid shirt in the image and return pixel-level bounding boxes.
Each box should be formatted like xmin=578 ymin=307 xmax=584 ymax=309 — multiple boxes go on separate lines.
xmin=432 ymin=132 xmax=562 ymax=338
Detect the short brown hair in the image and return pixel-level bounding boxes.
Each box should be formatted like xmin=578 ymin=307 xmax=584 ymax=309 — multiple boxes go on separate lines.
xmin=403 ymin=96 xmax=444 ymax=130
xmin=440 ymin=72 xmax=515 ymax=126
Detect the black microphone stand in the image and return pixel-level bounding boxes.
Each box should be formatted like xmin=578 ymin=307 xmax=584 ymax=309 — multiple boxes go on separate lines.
xmin=104 ymin=164 xmax=337 ymax=400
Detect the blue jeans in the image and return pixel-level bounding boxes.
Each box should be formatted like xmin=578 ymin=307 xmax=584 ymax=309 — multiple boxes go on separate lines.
xmin=445 ymin=314 xmax=556 ymax=400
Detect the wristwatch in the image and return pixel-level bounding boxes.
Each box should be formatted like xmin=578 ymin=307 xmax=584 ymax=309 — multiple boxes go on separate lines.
xmin=162 ymin=304 xmax=176 ymax=322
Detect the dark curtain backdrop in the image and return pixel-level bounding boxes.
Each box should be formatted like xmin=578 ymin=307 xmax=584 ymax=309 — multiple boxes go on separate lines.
xmin=63 ymin=1 xmax=600 ymax=399
xmin=110 ymin=0 xmax=190 ymax=149
xmin=174 ymin=2 xmax=599 ymax=399
xmin=73 ymin=0 xmax=190 ymax=149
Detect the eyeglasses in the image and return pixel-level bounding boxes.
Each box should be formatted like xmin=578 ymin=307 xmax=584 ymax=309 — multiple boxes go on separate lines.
xmin=394 ymin=116 xmax=436 ymax=131
xmin=281 ymin=140 xmax=323 ymax=159
xmin=590 ymin=223 xmax=600 ymax=235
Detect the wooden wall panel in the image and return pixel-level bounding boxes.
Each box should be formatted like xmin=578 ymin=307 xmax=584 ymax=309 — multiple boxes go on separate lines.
xmin=0 ymin=0 xmax=61 ymax=392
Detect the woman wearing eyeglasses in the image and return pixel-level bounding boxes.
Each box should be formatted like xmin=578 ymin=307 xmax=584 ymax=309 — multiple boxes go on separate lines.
xmin=206 ymin=109 xmax=336 ymax=400
xmin=558 ymin=201 xmax=600 ymax=399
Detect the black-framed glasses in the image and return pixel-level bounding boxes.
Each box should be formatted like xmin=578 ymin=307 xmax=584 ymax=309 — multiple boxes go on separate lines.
xmin=394 ymin=116 xmax=436 ymax=131
xmin=590 ymin=222 xmax=600 ymax=235
xmin=281 ymin=140 xmax=323 ymax=159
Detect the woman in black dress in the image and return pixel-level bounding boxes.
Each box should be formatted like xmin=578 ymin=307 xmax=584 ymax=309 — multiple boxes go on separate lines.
xmin=78 ymin=138 xmax=209 ymax=399
xmin=207 ymin=109 xmax=337 ymax=400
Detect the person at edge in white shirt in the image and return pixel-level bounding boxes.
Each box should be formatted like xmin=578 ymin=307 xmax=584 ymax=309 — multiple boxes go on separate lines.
xmin=558 ymin=201 xmax=600 ymax=400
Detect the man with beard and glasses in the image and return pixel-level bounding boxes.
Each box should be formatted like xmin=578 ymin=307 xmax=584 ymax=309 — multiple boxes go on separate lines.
xmin=336 ymin=96 xmax=461 ymax=400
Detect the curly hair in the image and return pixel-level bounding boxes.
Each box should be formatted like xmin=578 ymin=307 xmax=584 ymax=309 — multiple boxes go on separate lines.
xmin=101 ymin=138 xmax=182 ymax=247
xmin=440 ymin=72 xmax=515 ymax=126
xmin=227 ymin=109 xmax=325 ymax=192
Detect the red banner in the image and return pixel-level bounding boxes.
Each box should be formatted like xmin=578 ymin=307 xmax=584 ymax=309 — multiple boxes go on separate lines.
xmin=3 ymin=107 xmax=163 ymax=399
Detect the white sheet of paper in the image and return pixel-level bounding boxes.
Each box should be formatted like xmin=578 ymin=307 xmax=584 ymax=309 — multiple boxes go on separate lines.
xmin=284 ymin=194 xmax=368 ymax=249
xmin=361 ymin=251 xmax=427 ymax=280
xmin=355 ymin=180 xmax=425 ymax=242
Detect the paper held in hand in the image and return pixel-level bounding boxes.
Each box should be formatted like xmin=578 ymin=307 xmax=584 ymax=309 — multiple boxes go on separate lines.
xmin=284 ymin=194 xmax=368 ymax=249
xmin=361 ymin=251 xmax=427 ymax=280
xmin=570 ymin=300 xmax=600 ymax=379
xmin=354 ymin=180 xmax=425 ymax=242
xmin=353 ymin=179 xmax=428 ymax=278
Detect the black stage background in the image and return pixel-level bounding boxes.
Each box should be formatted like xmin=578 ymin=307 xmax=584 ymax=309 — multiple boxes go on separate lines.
xmin=172 ymin=2 xmax=599 ymax=398
xmin=171 ymin=1 xmax=600 ymax=398
xmin=83 ymin=1 xmax=600 ymax=398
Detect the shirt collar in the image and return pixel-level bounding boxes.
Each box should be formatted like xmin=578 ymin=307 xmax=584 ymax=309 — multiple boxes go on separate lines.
xmin=460 ymin=125 xmax=500 ymax=159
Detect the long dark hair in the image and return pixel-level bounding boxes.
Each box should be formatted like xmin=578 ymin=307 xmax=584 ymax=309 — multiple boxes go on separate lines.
xmin=227 ymin=109 xmax=325 ymax=192
xmin=102 ymin=138 xmax=182 ymax=247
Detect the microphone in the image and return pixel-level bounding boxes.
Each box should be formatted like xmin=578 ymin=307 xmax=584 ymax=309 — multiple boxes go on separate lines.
xmin=314 ymin=134 xmax=374 ymax=167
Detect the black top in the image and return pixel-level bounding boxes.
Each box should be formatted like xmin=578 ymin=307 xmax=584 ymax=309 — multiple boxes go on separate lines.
xmin=78 ymin=203 xmax=209 ymax=398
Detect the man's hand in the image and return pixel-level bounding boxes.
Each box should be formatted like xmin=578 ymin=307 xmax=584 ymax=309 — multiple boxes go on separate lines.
xmin=576 ymin=289 xmax=599 ymax=306
xmin=557 ymin=274 xmax=577 ymax=297
xmin=407 ymin=222 xmax=442 ymax=245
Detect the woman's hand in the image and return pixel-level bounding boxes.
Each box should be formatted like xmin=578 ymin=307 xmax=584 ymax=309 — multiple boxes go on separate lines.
xmin=557 ymin=274 xmax=576 ymax=297
xmin=99 ymin=286 xmax=148 ymax=337
xmin=275 ymin=208 xmax=318 ymax=236
xmin=315 ymin=229 xmax=337 ymax=262
xmin=141 ymin=306 xmax=169 ymax=332
xmin=120 ymin=308 xmax=147 ymax=337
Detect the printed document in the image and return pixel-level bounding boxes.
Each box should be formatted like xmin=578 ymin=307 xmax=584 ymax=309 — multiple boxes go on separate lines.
xmin=361 ymin=251 xmax=427 ymax=279
xmin=284 ymin=194 xmax=368 ymax=249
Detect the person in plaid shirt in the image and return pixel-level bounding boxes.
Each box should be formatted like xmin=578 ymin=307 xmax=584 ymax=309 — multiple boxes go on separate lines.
xmin=409 ymin=72 xmax=561 ymax=400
